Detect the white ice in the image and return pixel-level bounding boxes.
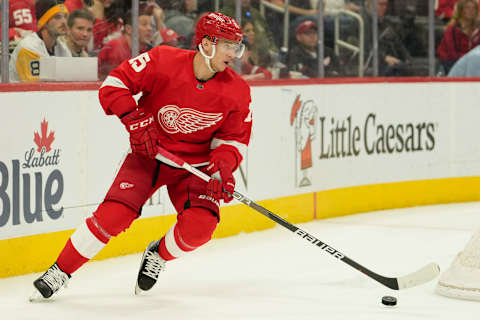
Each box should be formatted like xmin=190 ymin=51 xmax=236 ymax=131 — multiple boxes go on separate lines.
xmin=1 ymin=201 xmax=479 ymax=320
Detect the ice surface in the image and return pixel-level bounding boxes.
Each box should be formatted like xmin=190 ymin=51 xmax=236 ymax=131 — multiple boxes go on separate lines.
xmin=1 ymin=202 xmax=479 ymax=320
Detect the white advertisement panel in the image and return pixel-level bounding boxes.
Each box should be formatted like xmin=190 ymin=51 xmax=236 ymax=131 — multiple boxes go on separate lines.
xmin=1 ymin=81 xmax=480 ymax=240
xmin=0 ymin=90 xmax=174 ymax=240
xmin=0 ymin=91 xmax=86 ymax=239
xmin=246 ymin=82 xmax=480 ymax=199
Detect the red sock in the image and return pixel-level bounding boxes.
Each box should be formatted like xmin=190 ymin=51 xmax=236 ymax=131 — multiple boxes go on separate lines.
xmin=56 ymin=239 xmax=89 ymax=275
xmin=158 ymin=237 xmax=176 ymax=261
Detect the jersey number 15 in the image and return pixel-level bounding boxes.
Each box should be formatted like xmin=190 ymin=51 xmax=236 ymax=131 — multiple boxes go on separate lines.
xmin=129 ymin=52 xmax=151 ymax=72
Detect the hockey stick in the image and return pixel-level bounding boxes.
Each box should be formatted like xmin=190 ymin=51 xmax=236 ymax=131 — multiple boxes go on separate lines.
xmin=156 ymin=147 xmax=440 ymax=290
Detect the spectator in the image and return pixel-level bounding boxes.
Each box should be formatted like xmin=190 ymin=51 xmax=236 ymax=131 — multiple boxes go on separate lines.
xmin=361 ymin=0 xmax=413 ymax=76
xmin=64 ymin=0 xmax=92 ymax=12
xmin=141 ymin=1 xmax=169 ymax=38
xmin=163 ymin=0 xmax=198 ymax=40
xmin=87 ymin=0 xmax=122 ymax=53
xmin=322 ymin=0 xmax=362 ymax=15
xmin=97 ymin=9 xmax=153 ymax=80
xmin=288 ymin=20 xmax=342 ymax=78
xmin=448 ymin=44 xmax=480 ymax=76
xmin=220 ymin=0 xmax=278 ymax=68
xmin=373 ymin=1 xmax=426 ymax=59
xmin=436 ymin=0 xmax=462 ymax=22
xmin=394 ymin=1 xmax=426 ymax=58
xmin=9 ymin=0 xmax=71 ymax=82
xmin=0 ymin=0 xmax=37 ymax=52
xmin=154 ymin=28 xmax=183 ymax=47
xmin=437 ymin=0 xmax=480 ymax=74
xmin=241 ymin=19 xmax=271 ymax=72
xmin=240 ymin=24 xmax=273 ymax=80
xmin=139 ymin=1 xmax=188 ymax=48
xmin=268 ymin=0 xmax=360 ymax=50
xmin=58 ymin=9 xmax=95 ymax=57
xmin=267 ymin=0 xmax=317 ymax=48
xmin=5 ymin=0 xmax=37 ymax=35
xmin=241 ymin=43 xmax=273 ymax=80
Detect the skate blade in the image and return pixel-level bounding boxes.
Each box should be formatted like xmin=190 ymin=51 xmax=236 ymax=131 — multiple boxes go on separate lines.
xmin=29 ymin=290 xmax=52 ymax=303
xmin=135 ymin=283 xmax=144 ymax=295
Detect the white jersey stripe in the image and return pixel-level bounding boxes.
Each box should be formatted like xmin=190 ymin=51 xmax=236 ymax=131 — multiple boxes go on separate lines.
xmin=70 ymin=220 xmax=107 ymax=259
xmin=210 ymin=138 xmax=247 ymax=156
xmin=164 ymin=223 xmax=188 ymax=258
xmin=100 ymin=76 xmax=129 ymax=90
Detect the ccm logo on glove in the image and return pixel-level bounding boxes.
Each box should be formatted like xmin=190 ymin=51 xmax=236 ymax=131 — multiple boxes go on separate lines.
xmin=125 ymin=115 xmax=154 ymax=132
xmin=120 ymin=109 xmax=161 ymax=159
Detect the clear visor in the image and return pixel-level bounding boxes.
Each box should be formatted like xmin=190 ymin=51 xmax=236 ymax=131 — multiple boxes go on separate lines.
xmin=216 ymin=40 xmax=245 ymax=58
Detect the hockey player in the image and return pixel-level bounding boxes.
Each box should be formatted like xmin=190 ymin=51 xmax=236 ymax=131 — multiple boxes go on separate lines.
xmin=31 ymin=12 xmax=252 ymax=300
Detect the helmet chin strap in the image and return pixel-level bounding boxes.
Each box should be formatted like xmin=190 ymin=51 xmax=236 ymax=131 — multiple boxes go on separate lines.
xmin=198 ymin=43 xmax=216 ymax=73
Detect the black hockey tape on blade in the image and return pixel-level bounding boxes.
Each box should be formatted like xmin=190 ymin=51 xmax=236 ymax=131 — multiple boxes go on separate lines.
xmin=381 ymin=296 xmax=397 ymax=306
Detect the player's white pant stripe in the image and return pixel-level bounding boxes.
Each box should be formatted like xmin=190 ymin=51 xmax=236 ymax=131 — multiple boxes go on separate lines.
xmin=210 ymin=138 xmax=247 ymax=157
xmin=164 ymin=223 xmax=187 ymax=258
xmin=70 ymin=220 xmax=106 ymax=259
xmin=100 ymin=76 xmax=129 ymax=90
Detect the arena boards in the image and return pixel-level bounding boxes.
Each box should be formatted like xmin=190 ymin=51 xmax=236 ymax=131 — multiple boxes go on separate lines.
xmin=1 ymin=79 xmax=479 ymax=277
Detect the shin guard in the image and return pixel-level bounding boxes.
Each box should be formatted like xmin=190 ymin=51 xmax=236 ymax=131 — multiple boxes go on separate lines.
xmin=57 ymin=201 xmax=139 ymax=274
xmin=158 ymin=207 xmax=218 ymax=261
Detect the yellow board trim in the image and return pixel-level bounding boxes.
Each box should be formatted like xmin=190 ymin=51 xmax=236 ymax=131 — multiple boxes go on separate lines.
xmin=2 ymin=176 xmax=480 ymax=278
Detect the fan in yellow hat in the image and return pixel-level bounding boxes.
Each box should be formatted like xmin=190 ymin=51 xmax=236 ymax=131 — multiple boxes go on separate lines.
xmin=36 ymin=0 xmax=69 ymax=30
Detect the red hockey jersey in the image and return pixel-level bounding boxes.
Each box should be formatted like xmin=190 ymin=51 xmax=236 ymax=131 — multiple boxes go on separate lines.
xmin=99 ymin=45 xmax=252 ymax=167
xmin=9 ymin=0 xmax=36 ymax=31
xmin=0 ymin=0 xmax=37 ymax=40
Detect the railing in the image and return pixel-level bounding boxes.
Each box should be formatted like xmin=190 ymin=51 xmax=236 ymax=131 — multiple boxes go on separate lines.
xmin=334 ymin=9 xmax=364 ymax=77
xmin=259 ymin=0 xmax=290 ymax=50
xmin=1 ymin=0 xmax=9 ymax=83
xmin=0 ymin=0 xmax=453 ymax=82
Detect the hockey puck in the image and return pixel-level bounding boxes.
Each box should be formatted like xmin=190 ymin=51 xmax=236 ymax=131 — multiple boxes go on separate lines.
xmin=381 ymin=296 xmax=397 ymax=307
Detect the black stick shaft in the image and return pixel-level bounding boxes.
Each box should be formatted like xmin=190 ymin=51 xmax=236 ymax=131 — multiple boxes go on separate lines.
xmin=232 ymin=191 xmax=400 ymax=290
xmin=155 ymin=148 xmax=424 ymax=290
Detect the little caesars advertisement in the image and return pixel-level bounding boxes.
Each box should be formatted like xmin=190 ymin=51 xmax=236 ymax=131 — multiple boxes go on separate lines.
xmin=247 ymin=82 xmax=477 ymax=199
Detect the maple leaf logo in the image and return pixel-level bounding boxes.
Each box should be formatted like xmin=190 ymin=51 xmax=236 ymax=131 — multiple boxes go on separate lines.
xmin=34 ymin=119 xmax=55 ymax=152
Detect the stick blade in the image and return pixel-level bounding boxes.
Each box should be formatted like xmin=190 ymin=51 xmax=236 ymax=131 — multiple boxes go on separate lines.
xmin=397 ymin=262 xmax=441 ymax=290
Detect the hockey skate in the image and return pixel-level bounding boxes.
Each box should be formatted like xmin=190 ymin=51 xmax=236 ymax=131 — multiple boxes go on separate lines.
xmin=29 ymin=263 xmax=71 ymax=302
xmin=135 ymin=240 xmax=166 ymax=295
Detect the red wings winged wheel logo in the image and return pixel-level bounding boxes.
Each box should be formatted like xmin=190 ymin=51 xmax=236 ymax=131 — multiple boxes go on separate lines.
xmin=158 ymin=105 xmax=223 ymax=134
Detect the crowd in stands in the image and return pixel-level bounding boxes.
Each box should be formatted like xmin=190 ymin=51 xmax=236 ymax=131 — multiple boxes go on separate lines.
xmin=2 ymin=0 xmax=480 ymax=82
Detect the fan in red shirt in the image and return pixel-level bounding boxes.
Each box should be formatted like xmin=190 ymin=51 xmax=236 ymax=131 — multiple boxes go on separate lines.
xmin=0 ymin=0 xmax=36 ymax=42
xmin=437 ymin=0 xmax=480 ymax=73
xmin=87 ymin=0 xmax=122 ymax=52
xmin=64 ymin=0 xmax=87 ymax=12
xmin=31 ymin=12 xmax=252 ymax=300
xmin=436 ymin=0 xmax=459 ymax=20
xmin=436 ymin=0 xmax=480 ymax=21
xmin=97 ymin=8 xmax=153 ymax=80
